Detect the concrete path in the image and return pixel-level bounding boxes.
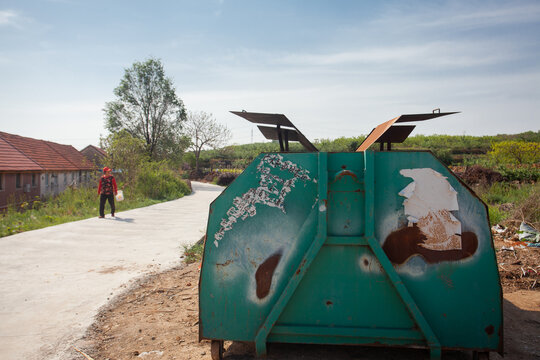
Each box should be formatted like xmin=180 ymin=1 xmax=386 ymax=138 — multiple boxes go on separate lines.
xmin=0 ymin=182 xmax=222 ymax=360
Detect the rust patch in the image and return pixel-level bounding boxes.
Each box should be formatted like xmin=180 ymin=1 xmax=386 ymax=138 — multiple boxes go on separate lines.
xmin=326 ymin=300 xmax=333 ymax=306
xmin=382 ymin=225 xmax=478 ymax=264
xmin=216 ymin=260 xmax=233 ymax=267
xmin=335 ymin=170 xmax=358 ymax=181
xmin=439 ymin=274 xmax=454 ymax=288
xmin=295 ymin=259 xmax=307 ymax=276
xmin=417 ymin=210 xmax=461 ymax=251
xmin=485 ymin=325 xmax=494 ymax=335
xmin=255 ymin=252 xmax=282 ymax=299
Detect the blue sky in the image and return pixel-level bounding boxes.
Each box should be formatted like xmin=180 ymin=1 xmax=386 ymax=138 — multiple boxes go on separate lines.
xmin=0 ymin=0 xmax=539 ymax=149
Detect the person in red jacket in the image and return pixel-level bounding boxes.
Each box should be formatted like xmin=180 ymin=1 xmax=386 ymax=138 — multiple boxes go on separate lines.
xmin=98 ymin=167 xmax=118 ymax=218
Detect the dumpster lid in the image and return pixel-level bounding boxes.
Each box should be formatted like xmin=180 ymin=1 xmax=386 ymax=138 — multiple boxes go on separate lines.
xmin=257 ymin=125 xmax=301 ymax=142
xmin=231 ymin=111 xmax=318 ymax=152
xmin=356 ymin=111 xmax=459 ymax=152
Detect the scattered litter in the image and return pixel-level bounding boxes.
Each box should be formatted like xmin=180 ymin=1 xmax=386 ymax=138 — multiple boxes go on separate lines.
xmin=501 ymin=246 xmax=515 ymax=251
xmin=138 ymin=350 xmax=164 ymax=358
xmin=72 ymin=346 xmax=95 ymax=360
xmin=527 ymin=243 xmax=540 ymax=248
xmin=492 ymin=224 xmax=506 ymax=234
xmin=518 ymin=222 xmax=540 ymax=243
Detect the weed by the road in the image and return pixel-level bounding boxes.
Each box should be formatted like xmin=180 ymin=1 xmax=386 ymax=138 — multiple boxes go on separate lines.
xmin=183 ymin=242 xmax=204 ymax=264
xmin=183 ymin=235 xmax=206 ymax=264
xmin=0 ymin=185 xmax=185 ymax=238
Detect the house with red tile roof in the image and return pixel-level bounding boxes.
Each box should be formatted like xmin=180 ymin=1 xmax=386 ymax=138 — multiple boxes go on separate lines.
xmin=0 ymin=131 xmax=94 ymax=209
xmin=80 ymin=144 xmax=108 ymax=169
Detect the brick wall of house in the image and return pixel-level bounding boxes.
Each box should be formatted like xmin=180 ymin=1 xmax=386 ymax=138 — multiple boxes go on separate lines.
xmin=0 ymin=172 xmax=41 ymax=209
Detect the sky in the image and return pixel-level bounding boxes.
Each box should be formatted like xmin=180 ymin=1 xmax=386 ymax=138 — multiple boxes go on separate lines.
xmin=0 ymin=0 xmax=539 ymax=150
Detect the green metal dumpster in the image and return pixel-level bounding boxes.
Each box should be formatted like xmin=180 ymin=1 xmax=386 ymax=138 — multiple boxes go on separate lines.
xmin=199 ymin=114 xmax=502 ymax=360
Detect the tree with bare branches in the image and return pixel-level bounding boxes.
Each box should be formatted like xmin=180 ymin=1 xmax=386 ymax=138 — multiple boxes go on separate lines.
xmin=184 ymin=111 xmax=231 ymax=173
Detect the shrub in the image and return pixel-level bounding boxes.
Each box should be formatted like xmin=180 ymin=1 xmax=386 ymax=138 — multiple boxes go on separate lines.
xmin=488 ymin=205 xmax=507 ymax=225
xmin=474 ymin=182 xmax=539 ymax=227
xmin=135 ymin=162 xmax=191 ymax=200
xmin=189 ymin=169 xmax=203 ymax=180
xmin=217 ymin=172 xmax=238 ymax=186
xmin=433 ymin=149 xmax=454 ymax=165
xmin=497 ymin=165 xmax=540 ymax=182
xmin=510 ymin=188 xmax=540 ymax=229
xmin=489 ymin=141 xmax=540 ymax=165
xmin=183 ymin=242 xmax=204 ymax=264
xmin=204 ymin=171 xmax=219 ymax=182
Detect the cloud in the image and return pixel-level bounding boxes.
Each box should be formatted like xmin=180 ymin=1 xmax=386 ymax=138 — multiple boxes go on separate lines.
xmin=373 ymin=1 xmax=540 ymax=32
xmin=419 ymin=2 xmax=540 ymax=30
xmin=0 ymin=10 xmax=19 ymax=26
xmin=278 ymin=41 xmax=514 ymax=69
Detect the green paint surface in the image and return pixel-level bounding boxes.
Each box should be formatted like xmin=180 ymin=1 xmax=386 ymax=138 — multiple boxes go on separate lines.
xmin=199 ymin=151 xmax=502 ymax=355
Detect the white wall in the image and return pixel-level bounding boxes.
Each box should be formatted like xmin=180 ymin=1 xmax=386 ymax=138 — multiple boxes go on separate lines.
xmin=40 ymin=171 xmax=92 ymax=198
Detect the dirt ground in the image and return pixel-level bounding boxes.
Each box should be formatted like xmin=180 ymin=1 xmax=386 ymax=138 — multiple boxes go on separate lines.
xmin=76 ymin=233 xmax=540 ymax=360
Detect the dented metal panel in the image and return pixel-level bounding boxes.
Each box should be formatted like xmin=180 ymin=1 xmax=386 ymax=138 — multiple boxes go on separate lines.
xmin=199 ymin=150 xmax=502 ymax=359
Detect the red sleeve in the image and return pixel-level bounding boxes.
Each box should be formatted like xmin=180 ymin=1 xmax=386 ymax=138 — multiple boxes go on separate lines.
xmin=112 ymin=177 xmax=118 ymax=194
xmin=97 ymin=177 xmax=102 ymax=194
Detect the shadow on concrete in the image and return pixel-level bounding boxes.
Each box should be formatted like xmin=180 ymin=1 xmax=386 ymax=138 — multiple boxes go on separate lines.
xmin=111 ymin=217 xmax=135 ymax=223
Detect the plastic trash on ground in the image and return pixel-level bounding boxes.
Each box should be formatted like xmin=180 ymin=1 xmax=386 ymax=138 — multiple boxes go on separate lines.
xmin=518 ymin=222 xmax=539 ymax=243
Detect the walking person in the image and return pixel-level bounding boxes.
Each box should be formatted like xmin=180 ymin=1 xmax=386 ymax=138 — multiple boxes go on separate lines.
xmin=98 ymin=167 xmax=118 ymax=218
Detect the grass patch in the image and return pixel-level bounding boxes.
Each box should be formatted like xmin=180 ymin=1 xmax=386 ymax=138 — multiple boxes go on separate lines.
xmin=474 ymin=182 xmax=540 ymax=227
xmin=487 ymin=205 xmax=507 ymax=225
xmin=183 ymin=241 xmax=204 ymax=264
xmin=477 ymin=182 xmax=533 ymax=205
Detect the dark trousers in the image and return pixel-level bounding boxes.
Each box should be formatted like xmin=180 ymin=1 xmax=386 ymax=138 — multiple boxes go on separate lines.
xmin=99 ymin=194 xmax=115 ymax=217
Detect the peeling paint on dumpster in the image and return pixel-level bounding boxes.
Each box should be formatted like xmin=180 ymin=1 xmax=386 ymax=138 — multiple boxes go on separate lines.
xmin=382 ymin=168 xmax=479 ymax=265
xmin=200 ymin=151 xmax=502 ymax=357
xmin=214 ymin=154 xmax=313 ymax=247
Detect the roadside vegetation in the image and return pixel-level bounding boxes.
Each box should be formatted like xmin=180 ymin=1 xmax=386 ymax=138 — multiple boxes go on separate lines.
xmin=1 ymin=58 xmax=228 ymax=238
xmin=183 ymin=241 xmax=204 ymax=264
xmin=189 ymin=131 xmax=539 ymax=230
xmin=1 ymin=163 xmax=190 ymax=238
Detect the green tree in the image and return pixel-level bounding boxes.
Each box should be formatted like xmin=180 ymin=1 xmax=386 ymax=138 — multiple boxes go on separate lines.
xmin=104 ymin=58 xmax=187 ymax=159
xmin=101 ymin=131 xmax=149 ymax=185
xmin=489 ymin=141 xmax=540 ymax=165
xmin=184 ymin=111 xmax=231 ymax=174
